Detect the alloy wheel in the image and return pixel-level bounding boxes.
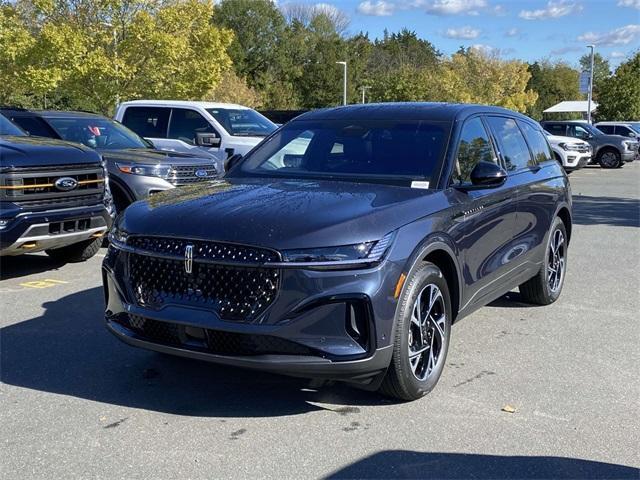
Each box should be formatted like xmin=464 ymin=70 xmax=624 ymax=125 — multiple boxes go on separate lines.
xmin=547 ymin=229 xmax=565 ymax=293
xmin=600 ymin=151 xmax=619 ymax=168
xmin=408 ymin=283 xmax=446 ymax=381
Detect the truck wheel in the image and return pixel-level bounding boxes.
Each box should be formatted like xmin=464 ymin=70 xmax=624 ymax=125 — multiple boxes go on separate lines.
xmin=519 ymin=217 xmax=567 ymax=305
xmin=379 ymin=262 xmax=452 ymax=401
xmin=598 ymin=148 xmax=621 ymax=168
xmin=45 ymin=237 xmax=102 ymax=263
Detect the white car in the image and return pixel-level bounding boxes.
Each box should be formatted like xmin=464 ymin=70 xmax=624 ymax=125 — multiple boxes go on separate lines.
xmin=544 ymin=132 xmax=592 ymax=172
xmin=114 ymin=100 xmax=278 ymax=171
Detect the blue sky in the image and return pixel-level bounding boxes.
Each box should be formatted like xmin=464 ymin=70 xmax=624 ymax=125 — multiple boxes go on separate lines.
xmin=295 ymin=0 xmax=640 ymax=67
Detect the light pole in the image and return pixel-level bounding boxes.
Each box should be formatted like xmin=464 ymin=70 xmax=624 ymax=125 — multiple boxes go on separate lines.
xmin=360 ymin=86 xmax=370 ymax=104
xmin=336 ymin=61 xmax=347 ymax=106
xmin=101 ymin=22 xmax=119 ymax=108
xmin=586 ymin=44 xmax=595 ymax=124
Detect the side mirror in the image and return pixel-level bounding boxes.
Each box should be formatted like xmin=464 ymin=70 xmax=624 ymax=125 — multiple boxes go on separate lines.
xmin=196 ymin=132 xmax=221 ymax=148
xmin=224 ymin=153 xmax=243 ymax=173
xmin=457 ymin=161 xmax=507 ymax=190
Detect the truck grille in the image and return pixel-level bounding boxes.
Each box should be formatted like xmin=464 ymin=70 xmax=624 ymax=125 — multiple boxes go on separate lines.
xmin=118 ymin=315 xmax=313 ymax=356
xmin=0 ymin=163 xmax=104 ymax=207
xmin=573 ymin=144 xmax=591 ymax=153
xmin=127 ymin=237 xmax=280 ymax=322
xmin=168 ymin=164 xmax=218 ymax=186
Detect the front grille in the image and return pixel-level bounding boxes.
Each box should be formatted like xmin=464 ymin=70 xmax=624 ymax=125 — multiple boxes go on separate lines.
xmin=167 ymin=164 xmax=218 ymax=186
xmin=0 ymin=164 xmax=104 ymax=204
xmin=127 ymin=237 xmax=280 ymax=322
xmin=574 ymin=144 xmax=590 ymax=153
xmin=120 ymin=315 xmax=313 ymax=356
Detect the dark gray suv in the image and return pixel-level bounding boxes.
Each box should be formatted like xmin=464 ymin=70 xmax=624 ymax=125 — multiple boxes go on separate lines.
xmin=541 ymin=120 xmax=638 ymax=168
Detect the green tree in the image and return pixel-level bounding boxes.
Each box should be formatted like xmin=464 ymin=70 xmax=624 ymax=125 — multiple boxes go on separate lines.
xmin=2 ymin=0 xmax=233 ymax=114
xmin=596 ymin=52 xmax=640 ymax=120
xmin=526 ymin=61 xmax=581 ymax=119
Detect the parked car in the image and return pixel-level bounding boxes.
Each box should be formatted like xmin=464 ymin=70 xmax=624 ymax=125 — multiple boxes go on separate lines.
xmin=103 ymin=103 xmax=572 ymax=401
xmin=541 ymin=120 xmax=638 ymax=168
xmin=0 ymin=113 xmax=112 ymax=261
xmin=594 ymin=121 xmax=640 ymax=139
xmin=544 ymin=132 xmax=591 ymax=172
xmin=114 ymin=100 xmax=278 ymax=163
xmin=1 ymin=108 xmax=219 ymax=214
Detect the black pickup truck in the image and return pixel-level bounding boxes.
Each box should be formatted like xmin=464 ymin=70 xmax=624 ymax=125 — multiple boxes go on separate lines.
xmin=0 ymin=113 xmax=113 ymax=262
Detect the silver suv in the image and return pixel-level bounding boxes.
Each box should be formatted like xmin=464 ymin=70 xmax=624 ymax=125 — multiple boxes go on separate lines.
xmin=541 ymin=121 xmax=638 ymax=168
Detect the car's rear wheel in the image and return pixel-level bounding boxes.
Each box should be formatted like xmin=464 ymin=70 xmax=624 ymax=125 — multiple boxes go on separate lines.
xmin=598 ymin=148 xmax=622 ymax=168
xmin=45 ymin=237 xmax=102 ymax=263
xmin=380 ymin=262 xmax=452 ymax=401
xmin=519 ymin=217 xmax=567 ymax=305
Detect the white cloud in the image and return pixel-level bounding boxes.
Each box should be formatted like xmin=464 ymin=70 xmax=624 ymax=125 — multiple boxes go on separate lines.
xmin=610 ymin=51 xmax=627 ymax=58
xmin=471 ymin=44 xmax=514 ymax=56
xmin=423 ymin=0 xmax=488 ymax=16
xmin=357 ymin=0 xmax=395 ymax=16
xmin=504 ymin=27 xmax=519 ymax=37
xmin=617 ymin=0 xmax=640 ymax=9
xmin=519 ymin=0 xmax=582 ymax=20
xmin=444 ymin=26 xmax=481 ymax=39
xmin=578 ymin=24 xmax=640 ymax=46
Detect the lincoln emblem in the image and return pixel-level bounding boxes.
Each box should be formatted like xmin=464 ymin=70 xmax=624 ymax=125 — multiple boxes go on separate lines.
xmin=184 ymin=244 xmax=193 ymax=274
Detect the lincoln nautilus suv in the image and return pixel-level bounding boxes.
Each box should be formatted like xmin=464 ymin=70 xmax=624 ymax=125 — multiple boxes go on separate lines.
xmin=103 ymin=103 xmax=572 ymax=400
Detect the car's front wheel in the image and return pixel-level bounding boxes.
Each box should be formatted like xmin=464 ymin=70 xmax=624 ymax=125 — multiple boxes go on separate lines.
xmin=598 ymin=148 xmax=622 ymax=168
xmin=380 ymin=262 xmax=452 ymax=401
xmin=45 ymin=237 xmax=102 ymax=263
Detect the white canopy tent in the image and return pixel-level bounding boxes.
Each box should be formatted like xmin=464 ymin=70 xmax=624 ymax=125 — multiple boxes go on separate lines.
xmin=543 ymin=101 xmax=598 ymax=114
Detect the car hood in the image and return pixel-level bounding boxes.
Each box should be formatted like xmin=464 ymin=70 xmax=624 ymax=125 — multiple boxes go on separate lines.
xmin=546 ymin=135 xmax=589 ymax=146
xmin=120 ymin=178 xmax=445 ymax=250
xmin=100 ymin=148 xmax=217 ymax=166
xmin=0 ymin=135 xmax=101 ymax=169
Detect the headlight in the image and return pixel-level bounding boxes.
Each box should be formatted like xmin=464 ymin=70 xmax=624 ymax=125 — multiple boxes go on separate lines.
xmin=559 ymin=142 xmax=582 ymax=152
xmin=108 ymin=222 xmax=128 ymax=246
xmin=116 ymin=162 xmax=173 ymax=178
xmin=623 ymin=140 xmax=637 ymax=151
xmin=281 ymin=232 xmax=395 ymax=265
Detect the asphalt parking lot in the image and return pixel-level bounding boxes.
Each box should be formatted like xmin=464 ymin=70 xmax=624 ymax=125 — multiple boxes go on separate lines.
xmin=1 ymin=164 xmax=639 ymax=479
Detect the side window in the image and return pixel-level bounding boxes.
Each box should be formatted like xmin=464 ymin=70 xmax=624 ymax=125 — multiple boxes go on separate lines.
xmin=598 ymin=125 xmax=614 ymax=134
xmin=121 ymin=107 xmax=169 ymax=138
xmin=544 ymin=124 xmax=566 ymax=136
xmin=453 ymin=117 xmax=496 ymax=184
xmin=616 ymin=126 xmax=635 ymax=138
xmin=518 ymin=121 xmax=553 ymax=164
xmin=486 ymin=116 xmax=533 ymax=172
xmin=9 ymin=116 xmax=57 ymax=138
xmin=569 ymin=125 xmax=591 ymax=140
xmin=168 ymin=109 xmax=216 ymax=145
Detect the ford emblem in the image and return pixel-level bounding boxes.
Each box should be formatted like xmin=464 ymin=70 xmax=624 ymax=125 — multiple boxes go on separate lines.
xmin=54 ymin=177 xmax=79 ymax=192
xmin=194 ymin=169 xmax=209 ymax=178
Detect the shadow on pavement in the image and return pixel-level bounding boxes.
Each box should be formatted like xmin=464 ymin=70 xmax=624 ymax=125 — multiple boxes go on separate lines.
xmin=0 ymin=286 xmax=397 ymax=417
xmin=326 ymin=450 xmax=639 ymax=479
xmin=572 ymin=195 xmax=640 ymax=228
xmin=0 ymin=254 xmax=66 ymax=281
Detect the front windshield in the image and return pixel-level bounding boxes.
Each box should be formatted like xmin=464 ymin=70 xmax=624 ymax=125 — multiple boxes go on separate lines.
xmin=206 ymin=108 xmax=276 ymax=137
xmin=629 ymin=123 xmax=640 ymax=134
xmin=0 ymin=114 xmax=26 ymax=136
xmin=45 ymin=116 xmax=148 ymax=150
xmin=234 ymin=119 xmax=450 ymax=185
xmin=584 ymin=123 xmax=604 ymax=135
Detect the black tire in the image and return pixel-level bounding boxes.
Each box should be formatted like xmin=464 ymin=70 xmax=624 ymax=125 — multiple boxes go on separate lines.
xmin=519 ymin=217 xmax=567 ymax=305
xmin=379 ymin=262 xmax=452 ymax=401
xmin=598 ymin=148 xmax=621 ymax=169
xmin=45 ymin=237 xmax=102 ymax=263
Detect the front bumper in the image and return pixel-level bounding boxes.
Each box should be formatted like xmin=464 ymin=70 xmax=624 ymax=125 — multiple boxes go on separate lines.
xmin=0 ymin=204 xmax=111 ymax=256
xmin=102 ymin=244 xmax=401 ymax=384
xmin=563 ymin=153 xmax=591 ymax=170
xmin=621 ymin=150 xmax=637 ymax=162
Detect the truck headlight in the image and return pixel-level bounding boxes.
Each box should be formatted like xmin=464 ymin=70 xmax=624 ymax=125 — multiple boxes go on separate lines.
xmin=559 ymin=142 xmax=582 ymax=152
xmin=623 ymin=140 xmax=637 ymax=151
xmin=116 ymin=162 xmax=173 ymax=179
xmin=281 ymin=232 xmax=394 ymax=265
